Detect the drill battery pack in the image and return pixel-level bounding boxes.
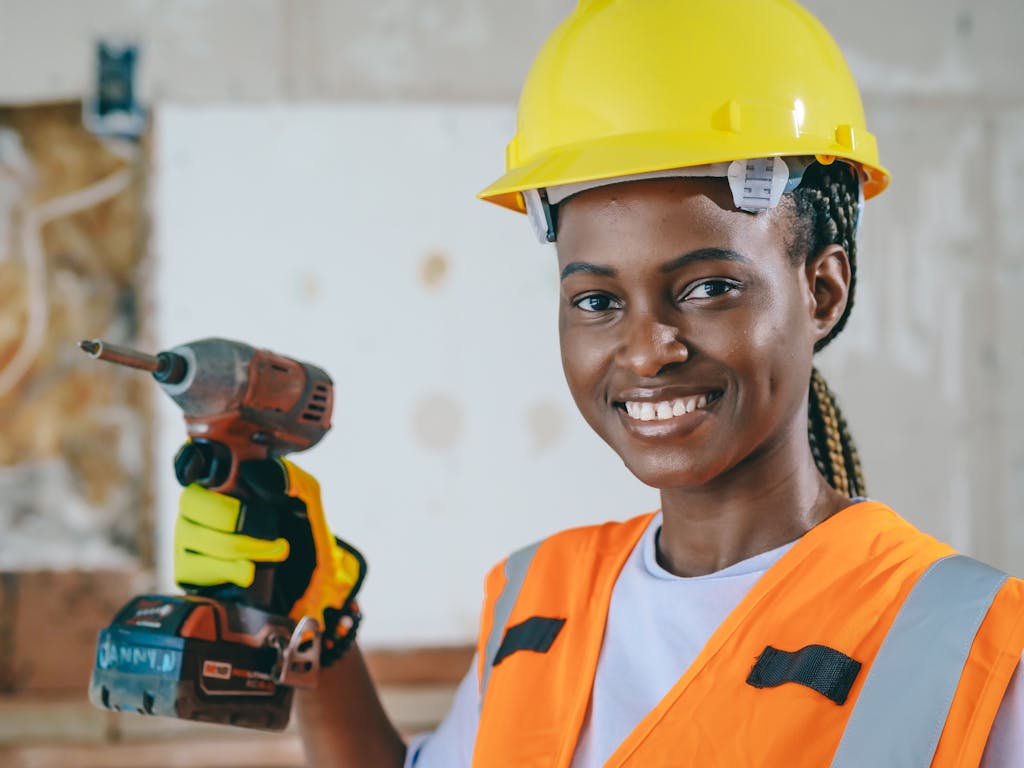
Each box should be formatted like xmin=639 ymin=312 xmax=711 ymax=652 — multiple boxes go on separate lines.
xmin=89 ymin=594 xmax=306 ymax=731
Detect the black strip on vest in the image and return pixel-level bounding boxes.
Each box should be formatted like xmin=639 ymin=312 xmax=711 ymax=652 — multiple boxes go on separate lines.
xmin=492 ymin=616 xmax=566 ymax=667
xmin=746 ymin=644 xmax=862 ymax=705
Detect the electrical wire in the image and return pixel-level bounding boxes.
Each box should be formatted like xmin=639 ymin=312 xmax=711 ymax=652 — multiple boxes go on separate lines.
xmin=0 ymin=157 xmax=134 ymax=399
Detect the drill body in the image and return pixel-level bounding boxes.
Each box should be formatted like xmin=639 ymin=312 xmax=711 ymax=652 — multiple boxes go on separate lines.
xmin=84 ymin=337 xmax=334 ymax=730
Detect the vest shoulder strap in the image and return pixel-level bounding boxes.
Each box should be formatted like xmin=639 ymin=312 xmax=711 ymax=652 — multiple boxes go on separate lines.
xmin=829 ymin=554 xmax=1009 ymax=768
xmin=477 ymin=513 xmax=656 ymax=702
xmin=480 ymin=539 xmax=541 ymax=699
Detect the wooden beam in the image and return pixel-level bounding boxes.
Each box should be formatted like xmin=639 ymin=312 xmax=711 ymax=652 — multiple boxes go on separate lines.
xmin=0 ymin=737 xmax=305 ymax=768
xmin=364 ymin=645 xmax=474 ymax=686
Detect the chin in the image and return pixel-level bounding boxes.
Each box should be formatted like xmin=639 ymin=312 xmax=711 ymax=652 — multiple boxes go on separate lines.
xmin=618 ymin=451 xmax=732 ymax=491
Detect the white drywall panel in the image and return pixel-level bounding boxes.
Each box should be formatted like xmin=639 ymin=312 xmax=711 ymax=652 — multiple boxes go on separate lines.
xmin=152 ymin=103 xmax=659 ymax=647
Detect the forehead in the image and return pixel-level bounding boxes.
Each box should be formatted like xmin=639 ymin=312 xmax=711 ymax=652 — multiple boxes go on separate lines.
xmin=555 ymin=177 xmax=789 ymax=268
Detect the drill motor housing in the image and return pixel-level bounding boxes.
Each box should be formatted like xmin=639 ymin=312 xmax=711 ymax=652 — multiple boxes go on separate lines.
xmin=163 ymin=338 xmax=333 ymax=492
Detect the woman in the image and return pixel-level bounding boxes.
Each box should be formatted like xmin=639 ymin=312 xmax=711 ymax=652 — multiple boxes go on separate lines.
xmin=174 ymin=1 xmax=1024 ymax=765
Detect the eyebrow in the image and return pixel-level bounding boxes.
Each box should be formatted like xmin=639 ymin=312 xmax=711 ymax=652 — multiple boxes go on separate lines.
xmin=560 ymin=247 xmax=750 ymax=281
xmin=659 ymin=248 xmax=751 ymax=273
xmin=560 ymin=262 xmax=617 ymax=280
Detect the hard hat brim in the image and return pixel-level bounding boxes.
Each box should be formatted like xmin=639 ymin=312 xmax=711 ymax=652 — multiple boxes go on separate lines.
xmin=478 ymin=131 xmax=890 ymax=214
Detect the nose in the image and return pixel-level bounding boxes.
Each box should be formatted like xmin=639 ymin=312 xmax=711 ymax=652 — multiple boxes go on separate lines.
xmin=617 ymin=312 xmax=689 ymax=378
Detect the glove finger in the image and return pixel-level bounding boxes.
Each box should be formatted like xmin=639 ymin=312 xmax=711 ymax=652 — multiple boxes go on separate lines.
xmin=175 ymin=549 xmax=255 ymax=588
xmin=179 ymin=484 xmax=242 ymax=533
xmin=175 ymin=515 xmax=291 ymax=563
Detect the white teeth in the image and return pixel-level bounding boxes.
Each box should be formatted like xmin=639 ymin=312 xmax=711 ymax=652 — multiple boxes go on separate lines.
xmin=623 ymin=393 xmax=717 ymax=422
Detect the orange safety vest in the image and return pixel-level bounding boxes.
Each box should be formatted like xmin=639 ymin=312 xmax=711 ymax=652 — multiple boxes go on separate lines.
xmin=472 ymin=502 xmax=1024 ymax=767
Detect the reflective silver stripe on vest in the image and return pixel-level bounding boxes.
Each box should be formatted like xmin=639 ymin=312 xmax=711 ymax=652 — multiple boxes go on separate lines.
xmin=830 ymin=554 xmax=1008 ymax=768
xmin=480 ymin=541 xmax=540 ymax=701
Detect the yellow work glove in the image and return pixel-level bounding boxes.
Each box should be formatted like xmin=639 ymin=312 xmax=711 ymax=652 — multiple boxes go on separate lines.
xmin=174 ymin=454 xmax=366 ymax=664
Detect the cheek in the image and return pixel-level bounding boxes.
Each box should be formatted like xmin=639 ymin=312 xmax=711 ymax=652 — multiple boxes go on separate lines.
xmin=560 ymin=330 xmax=601 ymax=395
xmin=559 ymin=319 xmax=613 ymax=411
xmin=746 ymin=288 xmax=815 ymax=401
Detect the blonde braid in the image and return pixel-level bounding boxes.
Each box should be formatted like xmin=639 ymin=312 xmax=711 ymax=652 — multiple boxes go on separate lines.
xmin=810 ymin=369 xmax=850 ymax=496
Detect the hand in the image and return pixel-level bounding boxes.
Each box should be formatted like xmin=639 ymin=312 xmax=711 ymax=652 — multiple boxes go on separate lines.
xmin=174 ymin=453 xmax=366 ymax=663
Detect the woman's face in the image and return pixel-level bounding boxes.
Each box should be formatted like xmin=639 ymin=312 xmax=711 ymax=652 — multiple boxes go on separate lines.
xmin=556 ymin=178 xmax=843 ymax=491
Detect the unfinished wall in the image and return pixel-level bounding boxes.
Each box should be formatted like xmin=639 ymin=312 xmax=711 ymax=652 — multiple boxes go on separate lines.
xmin=0 ymin=102 xmax=158 ymax=764
xmin=0 ymin=103 xmax=152 ymax=570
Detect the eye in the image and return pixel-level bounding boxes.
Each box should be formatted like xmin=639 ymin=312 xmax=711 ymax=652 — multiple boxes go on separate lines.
xmin=683 ymin=279 xmax=739 ymax=300
xmin=573 ymin=293 xmax=621 ymax=312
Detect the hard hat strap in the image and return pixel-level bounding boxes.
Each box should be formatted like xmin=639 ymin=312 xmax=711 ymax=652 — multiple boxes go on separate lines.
xmin=525 ymin=187 xmax=559 ymax=243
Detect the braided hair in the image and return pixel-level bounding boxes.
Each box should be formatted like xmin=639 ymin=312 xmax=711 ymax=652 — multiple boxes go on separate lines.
xmin=789 ymin=162 xmax=866 ymax=498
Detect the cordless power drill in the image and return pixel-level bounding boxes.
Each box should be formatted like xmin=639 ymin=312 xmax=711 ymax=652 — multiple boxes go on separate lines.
xmin=83 ymin=337 xmax=334 ymax=731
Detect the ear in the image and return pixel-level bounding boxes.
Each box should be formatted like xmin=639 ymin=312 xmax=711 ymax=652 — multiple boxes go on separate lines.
xmin=804 ymin=244 xmax=851 ymax=343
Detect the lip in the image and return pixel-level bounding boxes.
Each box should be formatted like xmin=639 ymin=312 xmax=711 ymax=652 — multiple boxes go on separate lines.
xmin=613 ymin=385 xmax=724 ymax=404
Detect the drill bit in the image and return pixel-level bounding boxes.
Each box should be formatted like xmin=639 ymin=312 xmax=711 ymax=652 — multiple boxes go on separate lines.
xmin=79 ymin=339 xmax=161 ymax=373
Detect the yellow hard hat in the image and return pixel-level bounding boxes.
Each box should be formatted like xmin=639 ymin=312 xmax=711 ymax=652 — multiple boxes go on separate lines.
xmin=479 ymin=0 xmax=889 ymax=220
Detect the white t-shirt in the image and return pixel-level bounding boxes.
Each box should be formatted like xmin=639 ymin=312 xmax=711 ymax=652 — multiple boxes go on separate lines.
xmin=406 ymin=514 xmax=1024 ymax=766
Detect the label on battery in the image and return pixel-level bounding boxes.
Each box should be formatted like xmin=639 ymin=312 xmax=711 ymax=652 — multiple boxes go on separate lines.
xmin=203 ymin=660 xmax=233 ymax=680
xmin=115 ymin=596 xmax=193 ymax=635
xmin=95 ymin=633 xmax=182 ymax=677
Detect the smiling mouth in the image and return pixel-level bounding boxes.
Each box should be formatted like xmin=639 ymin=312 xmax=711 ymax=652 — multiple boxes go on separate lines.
xmin=619 ymin=391 xmax=723 ymax=422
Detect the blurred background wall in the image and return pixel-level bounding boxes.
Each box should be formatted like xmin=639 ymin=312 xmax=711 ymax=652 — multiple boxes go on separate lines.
xmin=0 ymin=1 xmax=1022 ymax=766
